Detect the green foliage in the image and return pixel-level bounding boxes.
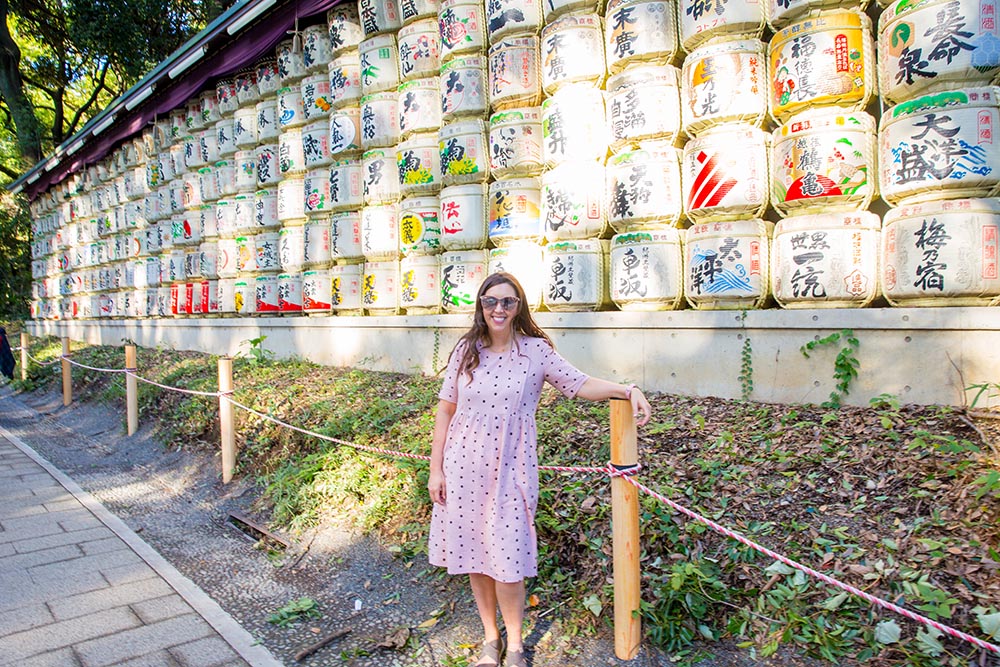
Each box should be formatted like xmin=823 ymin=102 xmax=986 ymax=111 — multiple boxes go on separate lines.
xmin=966 ymin=381 xmax=1000 ymax=409
xmin=0 ymin=194 xmax=30 ymax=318
xmin=267 ymin=597 xmax=320 ymax=626
xmin=238 ymin=335 xmax=273 ymax=365
xmin=738 ymin=310 xmax=753 ymax=401
xmin=800 ymin=329 xmax=860 ymax=408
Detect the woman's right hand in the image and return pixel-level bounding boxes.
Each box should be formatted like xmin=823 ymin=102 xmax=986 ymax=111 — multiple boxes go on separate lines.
xmin=428 ymin=467 xmax=447 ymax=505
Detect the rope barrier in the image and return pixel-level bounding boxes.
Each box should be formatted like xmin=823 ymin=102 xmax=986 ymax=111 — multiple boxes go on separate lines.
xmin=624 ymin=476 xmax=1000 ymax=656
xmin=24 ymin=351 xmax=62 ymax=367
xmin=25 ymin=344 xmax=997 ymax=654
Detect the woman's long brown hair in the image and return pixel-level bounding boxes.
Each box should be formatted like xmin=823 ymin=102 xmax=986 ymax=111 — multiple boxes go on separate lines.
xmin=453 ymin=272 xmax=551 ymax=383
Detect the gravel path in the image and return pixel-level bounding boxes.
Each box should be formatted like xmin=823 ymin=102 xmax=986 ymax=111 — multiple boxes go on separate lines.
xmin=0 ymin=383 xmax=827 ymax=667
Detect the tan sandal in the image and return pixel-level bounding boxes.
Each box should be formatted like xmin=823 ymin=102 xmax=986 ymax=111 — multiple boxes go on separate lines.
xmin=474 ymin=638 xmax=504 ymax=666
xmin=504 ymin=647 xmax=527 ymax=667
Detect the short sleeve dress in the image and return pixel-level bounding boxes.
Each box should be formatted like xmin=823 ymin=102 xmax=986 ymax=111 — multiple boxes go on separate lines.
xmin=429 ymin=335 xmax=588 ymax=583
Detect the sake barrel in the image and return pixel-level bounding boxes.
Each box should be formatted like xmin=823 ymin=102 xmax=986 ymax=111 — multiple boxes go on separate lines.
xmin=255 ymin=272 xmax=280 ymax=312
xmin=489 ymin=108 xmax=544 ymax=178
xmin=542 ymin=161 xmax=608 ymax=241
xmin=610 ymin=228 xmax=685 ymax=310
xmin=440 ymin=183 xmax=489 ymax=249
xmin=256 ymin=99 xmax=280 ymax=141
xmin=278 ymin=85 xmax=306 ymax=129
xmin=235 ymin=68 xmax=259 ymax=106
xmin=329 ymin=106 xmax=363 ymax=156
xmin=186 ymin=282 xmax=205 ymax=315
xmin=277 ymin=38 xmax=307 ymax=84
xmin=488 ymin=177 xmax=543 ymax=244
xmin=398 ymin=19 xmax=442 ymax=80
xmin=439 ymin=0 xmax=487 ymax=61
xmin=304 ymin=217 xmax=333 ymax=266
xmin=199 ymin=166 xmax=220 ymax=202
xmin=488 ymin=37 xmax=543 ymax=111
xmin=331 ymin=211 xmax=365 ymax=259
xmin=234 ymin=276 xmax=256 ymax=314
xmin=606 ymin=147 xmax=684 ymax=230
xmin=440 ymin=119 xmax=490 ymax=185
xmin=363 ymin=149 xmax=402 ymax=204
xmin=328 ymin=4 xmax=365 ymax=54
xmin=279 ymin=222 xmax=306 ymax=271
xmin=681 ymin=38 xmax=768 ymax=136
xmin=303 ymin=268 xmax=333 ymax=311
xmin=301 ymin=73 xmax=333 ymax=121
xmin=605 ymin=0 xmax=680 ymax=75
xmin=302 ymin=119 xmax=332 ymax=169
xmin=360 ymin=34 xmax=401 ymax=94
xmin=234 ymin=193 xmax=257 ymax=232
xmin=440 ymin=55 xmax=489 ymax=121
xmin=771 ymin=210 xmax=880 ymax=308
xmin=329 ymin=52 xmax=363 ymax=108
xmin=398 ymin=77 xmax=442 ymax=138
xmin=278 ymin=176 xmax=306 ymax=221
xmin=606 ymin=65 xmax=682 ymax=150
xmin=185 ymin=97 xmax=205 ymax=131
xmin=182 ymin=211 xmax=204 ymax=245
xmin=255 ymin=231 xmax=281 ymax=271
xmin=305 ymin=168 xmax=333 ymax=215
xmin=399 ymin=196 xmax=442 ymax=254
xmin=488 ymin=0 xmax=542 ymax=42
xmin=234 ymin=109 xmax=258 ymax=148
xmin=769 ymin=10 xmax=876 ymax=123
xmin=184 ymin=136 xmax=205 ymax=170
xmin=205 ymin=279 xmax=221 ymax=314
xmin=882 ymin=198 xmax=1000 ymax=306
xmin=329 ymin=158 xmax=365 ymax=210
xmin=361 ymin=203 xmax=401 ymax=259
xmin=679 ymin=0 xmax=766 ymax=52
xmin=362 ymin=260 xmax=400 ymax=314
xmin=359 ymin=0 xmax=402 ymax=36
xmin=303 ymin=24 xmax=333 ymax=74
xmin=541 ymin=14 xmax=606 ymax=95
xmin=543 ymin=0 xmax=600 ymax=24
xmin=195 ymin=204 xmax=215 ymax=241
xmin=684 ymin=218 xmax=773 ymax=309
xmin=132 ymin=289 xmax=148 ymax=318
xmin=440 ymin=249 xmax=488 ymax=311
xmin=541 ymin=85 xmax=607 ymax=167
xmin=278 ymin=273 xmax=304 ymax=312
xmin=683 ymin=123 xmax=770 ymax=222
xmin=215 ymin=160 xmax=238 ymax=197
xmin=216 ymin=199 xmax=238 ymax=238
xmin=255 ymin=188 xmax=280 ymax=229
xmin=879 ymin=0 xmax=1000 ymax=105
xmin=236 ymin=234 xmax=258 ymax=272
xmin=233 ymin=151 xmax=257 ymax=193
xmin=217 ymin=237 xmax=239 ymax=277
xmin=400 ymin=253 xmax=442 ymax=312
xmin=200 ymin=240 xmax=219 ymax=279
xmin=255 ymin=144 xmax=280 ymax=186
xmin=542 ymin=239 xmax=610 ymax=311
xmin=184 ymin=248 xmax=202 ymax=279
xmin=168 ymin=248 xmax=186 ymax=282
xmin=216 ymin=118 xmax=236 ymax=158
xmin=487 ymin=241 xmax=545 ymax=308
xmin=772 ymin=109 xmax=877 ymax=216
xmin=361 ymin=91 xmax=400 ymax=149
xmin=397 ymin=132 xmax=442 ymax=196
xmin=879 ymin=88 xmax=1000 ymax=205
xmin=331 ymin=262 xmax=364 ymax=311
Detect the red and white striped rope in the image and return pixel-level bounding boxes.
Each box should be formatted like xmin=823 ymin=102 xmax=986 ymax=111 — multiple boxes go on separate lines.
xmin=625 ymin=476 xmax=1000 ymax=655
xmin=124 ymin=369 xmax=230 ymax=398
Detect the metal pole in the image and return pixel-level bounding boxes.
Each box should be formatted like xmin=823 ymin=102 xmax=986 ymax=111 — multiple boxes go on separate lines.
xmin=125 ymin=345 xmax=138 ymax=436
xmin=218 ymin=357 xmax=236 ymax=483
xmin=610 ymin=398 xmax=641 ymax=660
xmin=61 ymin=337 xmax=71 ymax=406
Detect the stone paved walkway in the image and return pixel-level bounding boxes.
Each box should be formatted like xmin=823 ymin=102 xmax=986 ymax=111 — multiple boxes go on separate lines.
xmin=0 ymin=428 xmax=281 ymax=667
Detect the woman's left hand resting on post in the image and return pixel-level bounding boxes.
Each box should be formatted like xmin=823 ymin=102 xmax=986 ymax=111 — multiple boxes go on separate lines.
xmin=575 ymin=378 xmax=652 ymax=426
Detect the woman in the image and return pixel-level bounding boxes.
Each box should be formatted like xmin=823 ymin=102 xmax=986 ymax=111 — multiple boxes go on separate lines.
xmin=428 ymin=272 xmax=651 ymax=667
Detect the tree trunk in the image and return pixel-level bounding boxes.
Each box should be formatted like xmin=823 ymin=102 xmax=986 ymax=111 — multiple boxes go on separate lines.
xmin=0 ymin=0 xmax=41 ymax=168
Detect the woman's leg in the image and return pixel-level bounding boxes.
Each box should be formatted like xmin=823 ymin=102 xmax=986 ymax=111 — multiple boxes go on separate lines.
xmin=495 ymin=579 xmax=525 ymax=651
xmin=469 ymin=573 xmax=502 ymax=663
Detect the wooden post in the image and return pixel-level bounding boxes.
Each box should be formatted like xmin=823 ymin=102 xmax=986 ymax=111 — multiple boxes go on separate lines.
xmin=125 ymin=345 xmax=138 ymax=436
xmin=218 ymin=357 xmax=236 ymax=483
xmin=61 ymin=337 xmax=72 ymax=406
xmin=19 ymin=332 xmax=27 ymax=381
xmin=610 ymin=398 xmax=641 ymax=660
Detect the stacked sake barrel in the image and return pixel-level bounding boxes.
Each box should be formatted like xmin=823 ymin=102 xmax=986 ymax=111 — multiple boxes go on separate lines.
xmin=876 ymin=0 xmax=1000 ymax=305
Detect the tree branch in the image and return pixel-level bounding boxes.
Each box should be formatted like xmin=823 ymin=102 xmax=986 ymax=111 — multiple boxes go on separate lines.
xmin=20 ymin=72 xmax=57 ymax=96
xmin=0 ymin=162 xmax=20 ymax=179
xmin=66 ymin=59 xmax=109 ymax=136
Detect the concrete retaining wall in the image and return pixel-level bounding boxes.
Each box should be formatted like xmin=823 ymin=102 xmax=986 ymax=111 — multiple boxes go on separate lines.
xmin=27 ymin=307 xmax=1000 ymax=407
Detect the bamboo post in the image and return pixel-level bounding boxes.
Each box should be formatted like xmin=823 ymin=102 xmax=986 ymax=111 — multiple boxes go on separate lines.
xmin=61 ymin=337 xmax=71 ymax=406
xmin=610 ymin=398 xmax=641 ymax=660
xmin=125 ymin=344 xmax=138 ymax=436
xmin=218 ymin=357 xmax=235 ymax=483
xmin=20 ymin=332 xmax=27 ymax=381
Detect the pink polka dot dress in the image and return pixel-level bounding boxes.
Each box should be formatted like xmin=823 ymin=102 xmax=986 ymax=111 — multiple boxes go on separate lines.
xmin=429 ymin=335 xmax=588 ymax=583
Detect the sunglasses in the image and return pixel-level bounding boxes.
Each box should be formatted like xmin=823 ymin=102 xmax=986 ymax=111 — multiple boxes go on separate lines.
xmin=480 ymin=296 xmax=521 ymax=311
